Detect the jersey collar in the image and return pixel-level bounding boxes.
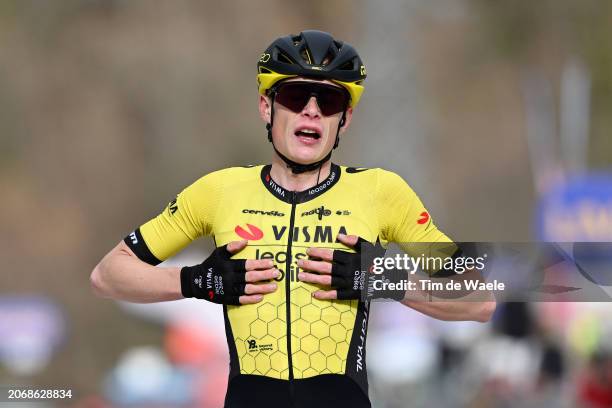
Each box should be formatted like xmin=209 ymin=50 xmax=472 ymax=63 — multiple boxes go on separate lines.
xmin=261 ymin=163 xmax=341 ymax=204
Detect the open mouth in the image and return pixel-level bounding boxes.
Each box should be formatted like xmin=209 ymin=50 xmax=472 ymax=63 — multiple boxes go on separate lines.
xmin=295 ymin=129 xmax=321 ymax=139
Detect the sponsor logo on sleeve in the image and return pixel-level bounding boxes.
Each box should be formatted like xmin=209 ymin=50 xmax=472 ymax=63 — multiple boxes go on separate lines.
xmin=168 ymin=198 xmax=178 ymax=215
xmin=417 ymin=211 xmax=430 ymax=225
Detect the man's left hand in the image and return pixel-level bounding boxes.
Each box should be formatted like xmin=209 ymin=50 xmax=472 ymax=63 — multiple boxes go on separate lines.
xmin=297 ymin=234 xmax=393 ymax=300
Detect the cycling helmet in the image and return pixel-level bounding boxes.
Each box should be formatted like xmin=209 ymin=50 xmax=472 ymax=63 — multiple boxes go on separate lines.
xmin=258 ymin=30 xmax=366 ymax=174
xmin=257 ymin=30 xmax=366 ymax=107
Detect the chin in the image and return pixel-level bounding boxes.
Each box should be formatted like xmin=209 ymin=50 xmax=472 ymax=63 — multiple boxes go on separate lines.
xmin=289 ymin=147 xmax=326 ymax=164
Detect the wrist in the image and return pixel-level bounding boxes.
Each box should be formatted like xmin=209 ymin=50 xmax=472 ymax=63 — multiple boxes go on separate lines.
xmin=180 ymin=266 xmax=195 ymax=298
xmin=367 ymin=268 xmax=408 ymax=301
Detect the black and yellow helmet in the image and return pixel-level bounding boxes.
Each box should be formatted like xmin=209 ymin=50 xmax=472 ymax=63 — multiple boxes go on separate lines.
xmin=257 ymin=30 xmax=366 ymax=107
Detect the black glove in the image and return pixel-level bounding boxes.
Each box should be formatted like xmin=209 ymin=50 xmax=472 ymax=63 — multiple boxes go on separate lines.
xmin=180 ymin=245 xmax=247 ymax=305
xmin=331 ymin=238 xmax=407 ymax=301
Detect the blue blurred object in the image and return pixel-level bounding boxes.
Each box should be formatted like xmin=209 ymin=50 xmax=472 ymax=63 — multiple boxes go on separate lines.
xmin=537 ymin=172 xmax=612 ymax=241
xmin=0 ymin=295 xmax=66 ymax=376
xmin=537 ymin=173 xmax=612 ymax=290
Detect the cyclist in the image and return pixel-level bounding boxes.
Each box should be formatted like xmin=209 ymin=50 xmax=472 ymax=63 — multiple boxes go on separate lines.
xmin=91 ymin=30 xmax=495 ymax=408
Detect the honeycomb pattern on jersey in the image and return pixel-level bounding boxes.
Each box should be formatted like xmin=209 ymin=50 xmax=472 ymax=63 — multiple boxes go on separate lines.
xmin=231 ymin=284 xmax=358 ymax=380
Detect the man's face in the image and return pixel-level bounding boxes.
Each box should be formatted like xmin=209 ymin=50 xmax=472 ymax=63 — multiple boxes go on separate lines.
xmin=259 ymin=78 xmax=353 ymax=165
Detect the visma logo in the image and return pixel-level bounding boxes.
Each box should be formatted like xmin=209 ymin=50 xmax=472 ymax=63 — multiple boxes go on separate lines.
xmin=417 ymin=212 xmax=430 ymax=225
xmin=272 ymin=225 xmax=347 ymax=243
xmin=235 ymin=224 xmax=264 ymax=240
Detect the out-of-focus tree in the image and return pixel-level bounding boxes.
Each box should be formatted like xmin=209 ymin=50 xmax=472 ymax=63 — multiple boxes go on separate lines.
xmin=472 ymin=0 xmax=612 ymax=167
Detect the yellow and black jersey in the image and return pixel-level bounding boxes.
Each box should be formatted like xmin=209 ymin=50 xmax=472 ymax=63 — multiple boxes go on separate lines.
xmin=124 ymin=163 xmax=450 ymax=408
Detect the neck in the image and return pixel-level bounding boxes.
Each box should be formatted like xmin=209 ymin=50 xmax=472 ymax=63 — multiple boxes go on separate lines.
xmin=269 ymin=154 xmax=332 ymax=192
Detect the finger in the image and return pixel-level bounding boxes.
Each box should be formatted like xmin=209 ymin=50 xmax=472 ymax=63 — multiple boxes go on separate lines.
xmin=312 ymin=290 xmax=338 ymax=300
xmin=245 ymin=258 xmax=275 ymax=271
xmin=336 ymin=288 xmax=359 ymax=300
xmin=244 ymin=282 xmax=278 ymax=295
xmin=239 ymin=294 xmax=264 ymax=305
xmin=245 ymin=268 xmax=280 ymax=283
xmin=337 ymin=233 xmax=359 ymax=247
xmin=298 ymin=272 xmax=332 ymax=286
xmin=306 ymin=247 xmax=334 ymax=262
xmin=297 ymin=259 xmax=332 ymax=274
xmin=226 ymin=240 xmax=248 ymax=254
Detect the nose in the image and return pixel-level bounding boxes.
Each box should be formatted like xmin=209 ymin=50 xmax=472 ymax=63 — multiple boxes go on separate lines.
xmin=302 ymin=96 xmax=321 ymax=117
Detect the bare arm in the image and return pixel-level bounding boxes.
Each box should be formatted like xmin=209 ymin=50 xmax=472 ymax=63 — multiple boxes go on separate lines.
xmin=401 ymin=297 xmax=496 ymax=323
xmin=91 ymin=240 xmax=279 ymax=304
xmin=90 ymin=240 xmax=182 ymax=303
xmin=400 ymin=270 xmax=496 ymax=323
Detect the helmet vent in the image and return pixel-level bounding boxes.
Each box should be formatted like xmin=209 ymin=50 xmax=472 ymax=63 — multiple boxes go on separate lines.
xmin=338 ymin=59 xmax=355 ymax=70
xmin=299 ymin=48 xmax=312 ymax=64
xmin=322 ymin=49 xmax=336 ymax=66
xmin=277 ymin=51 xmax=294 ymax=65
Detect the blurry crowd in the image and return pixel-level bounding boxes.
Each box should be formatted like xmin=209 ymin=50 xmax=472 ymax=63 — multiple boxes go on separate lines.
xmin=366 ymin=301 xmax=612 ymax=408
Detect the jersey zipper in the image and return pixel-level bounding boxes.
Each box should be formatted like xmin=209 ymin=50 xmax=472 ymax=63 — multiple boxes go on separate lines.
xmin=285 ymin=191 xmax=297 ymax=405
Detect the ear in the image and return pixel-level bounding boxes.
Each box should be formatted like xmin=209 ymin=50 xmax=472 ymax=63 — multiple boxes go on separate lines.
xmin=259 ymin=95 xmax=271 ymax=124
xmin=339 ymin=107 xmax=353 ymax=134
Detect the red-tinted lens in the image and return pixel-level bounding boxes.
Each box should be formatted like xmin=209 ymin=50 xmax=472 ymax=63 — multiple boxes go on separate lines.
xmin=274 ymin=82 xmax=349 ymax=116
xmin=315 ymin=85 xmax=350 ymax=116
xmin=274 ymin=83 xmax=311 ymax=113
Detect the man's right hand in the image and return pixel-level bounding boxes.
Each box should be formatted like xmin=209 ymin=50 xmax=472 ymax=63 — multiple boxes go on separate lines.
xmin=180 ymin=240 xmax=279 ymax=305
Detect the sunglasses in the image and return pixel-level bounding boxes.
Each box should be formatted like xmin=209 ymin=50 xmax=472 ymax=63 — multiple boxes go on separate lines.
xmin=271 ymin=81 xmax=350 ymax=116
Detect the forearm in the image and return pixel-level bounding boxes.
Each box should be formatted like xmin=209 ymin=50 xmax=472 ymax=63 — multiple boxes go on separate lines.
xmin=401 ymin=297 xmax=496 ymax=322
xmin=399 ymin=272 xmax=496 ymax=322
xmin=90 ymin=241 xmax=183 ymax=303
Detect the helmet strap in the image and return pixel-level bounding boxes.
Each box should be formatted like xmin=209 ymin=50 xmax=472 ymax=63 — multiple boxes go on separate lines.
xmin=266 ymin=94 xmax=346 ymax=175
xmin=334 ymin=111 xmax=346 ymax=149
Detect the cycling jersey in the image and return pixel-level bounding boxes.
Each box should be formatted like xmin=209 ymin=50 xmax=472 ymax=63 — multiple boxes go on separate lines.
xmin=124 ymin=164 xmax=451 ymax=408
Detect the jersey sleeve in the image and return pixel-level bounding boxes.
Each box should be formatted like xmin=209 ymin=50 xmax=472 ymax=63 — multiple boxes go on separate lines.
xmin=124 ymin=171 xmax=222 ymax=265
xmin=376 ymin=169 xmax=452 ymax=246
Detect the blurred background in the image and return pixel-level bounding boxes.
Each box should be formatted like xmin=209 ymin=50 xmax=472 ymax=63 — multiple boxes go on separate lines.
xmin=1 ymin=0 xmax=612 ymax=407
